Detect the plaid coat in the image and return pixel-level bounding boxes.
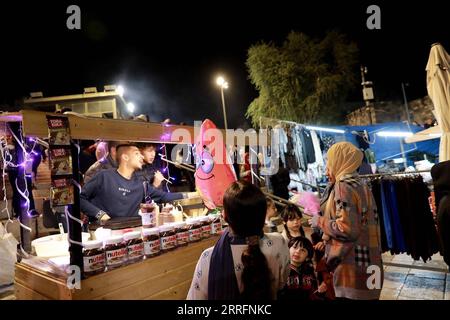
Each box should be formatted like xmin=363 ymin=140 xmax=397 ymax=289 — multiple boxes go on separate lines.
xmin=317 ymin=174 xmax=383 ymax=300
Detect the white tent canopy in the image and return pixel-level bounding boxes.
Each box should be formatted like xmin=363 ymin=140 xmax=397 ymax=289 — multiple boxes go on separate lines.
xmin=426 ymin=43 xmax=450 ymax=161
xmin=405 ymin=124 xmax=441 ymax=143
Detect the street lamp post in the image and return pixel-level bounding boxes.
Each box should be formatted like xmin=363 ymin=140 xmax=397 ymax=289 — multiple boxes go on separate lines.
xmin=216 ymin=76 xmax=229 ymax=130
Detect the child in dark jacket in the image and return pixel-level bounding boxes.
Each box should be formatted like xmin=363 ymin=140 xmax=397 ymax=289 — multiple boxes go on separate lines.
xmin=311 ymin=231 xmax=336 ymax=300
xmin=279 ymin=236 xmax=327 ymax=300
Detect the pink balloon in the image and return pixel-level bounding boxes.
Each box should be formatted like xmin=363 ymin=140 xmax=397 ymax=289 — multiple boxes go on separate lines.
xmin=194 ymin=119 xmax=237 ymax=209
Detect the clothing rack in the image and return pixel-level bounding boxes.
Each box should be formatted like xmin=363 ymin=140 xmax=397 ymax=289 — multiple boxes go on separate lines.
xmin=359 ymin=168 xmax=448 ymax=273
xmin=358 ymin=170 xmax=431 ymax=178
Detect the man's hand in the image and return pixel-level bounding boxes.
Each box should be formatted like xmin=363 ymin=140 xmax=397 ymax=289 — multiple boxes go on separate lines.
xmin=153 ymin=170 xmax=164 ymax=188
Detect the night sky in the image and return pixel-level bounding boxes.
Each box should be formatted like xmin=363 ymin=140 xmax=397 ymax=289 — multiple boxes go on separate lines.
xmin=0 ymin=1 xmax=448 ymax=128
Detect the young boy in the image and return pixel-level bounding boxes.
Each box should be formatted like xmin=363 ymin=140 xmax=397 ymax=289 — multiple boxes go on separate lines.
xmin=278 ymin=236 xmax=327 ymax=300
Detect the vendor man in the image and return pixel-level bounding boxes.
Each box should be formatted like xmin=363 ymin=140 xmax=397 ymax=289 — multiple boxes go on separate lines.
xmin=136 ymin=143 xmax=165 ymax=189
xmin=80 ymin=144 xmax=198 ymax=221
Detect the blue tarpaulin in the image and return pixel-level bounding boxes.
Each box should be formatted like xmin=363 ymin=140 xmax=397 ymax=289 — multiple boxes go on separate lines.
xmin=318 ymin=122 xmax=440 ymax=165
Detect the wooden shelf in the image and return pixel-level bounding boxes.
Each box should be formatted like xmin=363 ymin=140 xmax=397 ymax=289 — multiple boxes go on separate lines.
xmin=15 ymin=236 xmax=218 ymax=300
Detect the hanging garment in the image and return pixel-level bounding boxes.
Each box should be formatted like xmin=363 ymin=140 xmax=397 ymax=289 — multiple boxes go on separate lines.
xmin=384 ymin=180 xmax=407 ymax=254
xmin=285 ymin=131 xmax=300 ymax=171
xmin=310 ymin=131 xmax=324 ymax=167
xmin=290 ymin=126 xmax=306 ymax=171
xmin=322 ymin=135 xmax=336 ymax=151
xmin=300 ymin=128 xmax=316 ymax=165
xmin=369 ymin=179 xmax=389 ymax=253
xmin=379 ymin=180 xmax=394 ymax=250
xmin=274 ymin=126 xmax=288 ymax=168
xmin=372 ymin=175 xmax=440 ymax=262
xmin=408 ymin=176 xmax=439 ymax=262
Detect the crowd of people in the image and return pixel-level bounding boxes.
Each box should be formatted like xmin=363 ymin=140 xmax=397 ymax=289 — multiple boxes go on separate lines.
xmin=188 ymin=142 xmax=384 ymax=301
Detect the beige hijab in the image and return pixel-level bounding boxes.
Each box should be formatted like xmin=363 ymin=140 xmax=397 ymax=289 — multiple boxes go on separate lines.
xmin=326 ymin=142 xmax=363 ymax=182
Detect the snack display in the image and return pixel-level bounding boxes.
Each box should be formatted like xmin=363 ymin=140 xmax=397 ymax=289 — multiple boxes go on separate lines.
xmin=50 ymin=148 xmax=72 ymax=176
xmin=199 ymin=216 xmax=212 ymax=239
xmin=123 ymin=231 xmax=144 ymax=263
xmin=105 ymin=235 xmax=127 ymax=270
xmin=83 ymin=240 xmax=105 ymax=277
xmin=159 ymin=225 xmax=177 ymax=252
xmin=210 ymin=213 xmax=223 ymax=235
xmin=172 ymin=222 xmax=189 ymax=247
xmin=47 ymin=116 xmax=71 ymax=146
xmin=186 ymin=218 xmax=202 ymax=243
xmin=50 ymin=177 xmax=74 ymax=207
xmin=142 ymin=228 xmax=161 ymax=258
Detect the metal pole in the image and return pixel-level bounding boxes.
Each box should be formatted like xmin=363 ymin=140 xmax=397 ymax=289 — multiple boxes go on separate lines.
xmin=220 ymin=87 xmax=228 ymax=130
xmin=9 ymin=122 xmax=32 ymax=252
xmin=361 ymin=65 xmax=373 ymax=125
xmin=69 ymin=142 xmax=83 ymax=275
xmin=402 ymin=83 xmax=412 ymax=124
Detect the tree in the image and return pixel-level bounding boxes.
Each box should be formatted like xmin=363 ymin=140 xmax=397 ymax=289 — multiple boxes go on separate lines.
xmin=246 ymin=31 xmax=358 ymax=126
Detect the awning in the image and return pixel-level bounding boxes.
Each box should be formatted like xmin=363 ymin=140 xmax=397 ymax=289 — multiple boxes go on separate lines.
xmin=404 ymin=125 xmax=441 ymax=143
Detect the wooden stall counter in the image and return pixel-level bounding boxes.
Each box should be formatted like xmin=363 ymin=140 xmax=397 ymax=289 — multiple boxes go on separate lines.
xmin=15 ymin=236 xmax=218 ymax=300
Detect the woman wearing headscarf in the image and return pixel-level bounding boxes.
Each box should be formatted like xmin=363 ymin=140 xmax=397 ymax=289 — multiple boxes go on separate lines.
xmin=309 ymin=142 xmax=383 ymax=300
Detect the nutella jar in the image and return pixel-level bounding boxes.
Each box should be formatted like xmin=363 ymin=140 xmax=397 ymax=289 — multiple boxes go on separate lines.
xmin=159 ymin=225 xmax=177 ymax=252
xmin=210 ymin=214 xmax=223 ymax=235
xmin=123 ymin=231 xmax=144 ymax=263
xmin=186 ymin=218 xmax=202 ymax=242
xmin=105 ymin=235 xmax=128 ymax=270
xmin=142 ymin=227 xmax=161 ymax=258
xmin=83 ymin=240 xmax=105 ymax=277
xmin=199 ymin=216 xmax=212 ymax=239
xmin=140 ymin=202 xmax=157 ymax=228
xmin=172 ymin=222 xmax=189 ymax=247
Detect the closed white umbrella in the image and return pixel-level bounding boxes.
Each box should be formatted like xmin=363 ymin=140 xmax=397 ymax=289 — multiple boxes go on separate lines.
xmin=426 ymin=43 xmax=450 ymax=161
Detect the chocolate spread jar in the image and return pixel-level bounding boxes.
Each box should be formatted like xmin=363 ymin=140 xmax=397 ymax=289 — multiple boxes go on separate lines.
xmin=186 ymin=218 xmax=202 ymax=242
xmin=142 ymin=227 xmax=161 ymax=258
xmin=105 ymin=235 xmax=127 ymax=270
xmin=123 ymin=231 xmax=144 ymax=263
xmin=159 ymin=225 xmax=177 ymax=252
xmin=82 ymin=240 xmax=105 ymax=277
xmin=172 ymin=221 xmax=189 ymax=247
xmin=199 ymin=216 xmax=212 ymax=239
xmin=210 ymin=213 xmax=223 ymax=235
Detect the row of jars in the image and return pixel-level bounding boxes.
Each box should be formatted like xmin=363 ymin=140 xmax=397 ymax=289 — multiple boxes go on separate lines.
xmin=82 ymin=214 xmax=223 ymax=277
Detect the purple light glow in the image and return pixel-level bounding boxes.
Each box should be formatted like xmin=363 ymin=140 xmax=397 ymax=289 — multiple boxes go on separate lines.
xmin=160 ymin=134 xmax=171 ymax=141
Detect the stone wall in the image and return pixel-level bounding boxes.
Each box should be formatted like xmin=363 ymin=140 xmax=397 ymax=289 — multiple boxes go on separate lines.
xmin=346 ymin=96 xmax=436 ymax=125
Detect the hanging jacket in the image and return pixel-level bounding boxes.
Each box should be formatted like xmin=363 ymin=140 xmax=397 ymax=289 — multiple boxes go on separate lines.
xmin=379 ymin=180 xmax=394 ymax=250
xmin=385 ymin=180 xmax=407 ymax=254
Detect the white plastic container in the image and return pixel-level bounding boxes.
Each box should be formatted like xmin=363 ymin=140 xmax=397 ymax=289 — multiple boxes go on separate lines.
xmin=31 ymin=232 xmax=91 ymax=258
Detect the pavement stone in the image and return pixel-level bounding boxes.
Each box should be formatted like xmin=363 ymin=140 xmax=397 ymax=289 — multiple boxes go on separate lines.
xmin=408 ymin=269 xmax=446 ymax=280
xmin=380 ymin=288 xmax=401 ymax=300
xmin=399 ymin=275 xmax=444 ymax=300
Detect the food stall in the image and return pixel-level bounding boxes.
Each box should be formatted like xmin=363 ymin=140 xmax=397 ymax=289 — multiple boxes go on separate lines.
xmin=0 ymin=110 xmax=221 ymax=300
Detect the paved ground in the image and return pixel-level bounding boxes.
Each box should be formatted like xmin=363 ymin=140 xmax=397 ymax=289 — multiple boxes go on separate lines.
xmin=381 ymin=253 xmax=450 ymax=300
